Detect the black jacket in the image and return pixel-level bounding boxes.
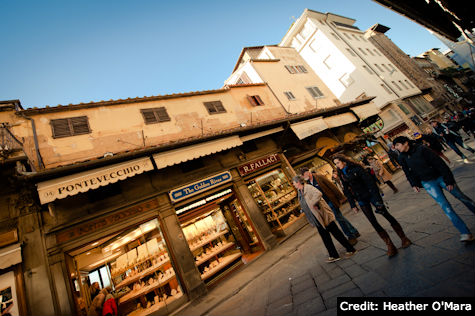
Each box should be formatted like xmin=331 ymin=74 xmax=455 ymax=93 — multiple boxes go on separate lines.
xmin=339 ymin=164 xmax=381 ymax=208
xmin=398 ymin=141 xmax=455 ymax=187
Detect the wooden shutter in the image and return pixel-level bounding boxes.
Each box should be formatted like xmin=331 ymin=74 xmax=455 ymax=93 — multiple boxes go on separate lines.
xmin=247 ymin=96 xmax=258 ymax=106
xmin=285 ymin=65 xmax=296 ymax=74
xmin=141 ymin=109 xmax=158 ymax=124
xmin=155 ymin=107 xmax=171 ymax=122
xmin=51 ymin=118 xmax=72 ymax=138
xmin=70 ymin=116 xmax=90 ymax=135
xmin=249 ymin=95 xmax=264 ymax=106
xmin=204 ymin=101 xmax=226 ymax=114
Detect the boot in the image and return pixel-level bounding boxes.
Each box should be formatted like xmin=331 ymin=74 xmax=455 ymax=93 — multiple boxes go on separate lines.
xmin=392 ymin=223 xmax=412 ymax=248
xmin=377 ymin=230 xmax=398 ymax=257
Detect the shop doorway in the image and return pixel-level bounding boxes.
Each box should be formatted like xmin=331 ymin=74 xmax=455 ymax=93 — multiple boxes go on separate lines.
xmin=176 ymin=188 xmax=263 ymax=287
xmin=65 ymin=218 xmax=186 ymax=316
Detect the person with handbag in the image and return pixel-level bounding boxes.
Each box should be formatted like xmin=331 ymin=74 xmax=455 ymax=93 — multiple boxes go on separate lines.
xmin=293 ymin=175 xmax=357 ymax=263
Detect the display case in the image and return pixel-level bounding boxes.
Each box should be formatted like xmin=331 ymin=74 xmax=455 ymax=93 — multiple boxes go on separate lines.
xmin=181 ymin=208 xmax=243 ymax=284
xmin=107 ymin=219 xmax=184 ymax=316
xmin=247 ymin=169 xmax=302 ymax=235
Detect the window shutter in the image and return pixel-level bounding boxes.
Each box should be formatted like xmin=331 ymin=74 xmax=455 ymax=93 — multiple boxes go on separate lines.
xmin=141 ymin=109 xmax=158 ymax=124
xmin=285 ymin=65 xmax=296 ymax=74
xmin=155 ymin=107 xmax=171 ymax=122
xmin=51 ymin=118 xmax=72 ymax=138
xmin=70 ymin=116 xmax=90 ymax=135
xmin=214 ymin=101 xmax=226 ymax=112
xmin=306 ymin=86 xmax=324 ymax=98
xmin=254 ymin=95 xmax=264 ymax=105
xmin=247 ymin=96 xmax=258 ymax=106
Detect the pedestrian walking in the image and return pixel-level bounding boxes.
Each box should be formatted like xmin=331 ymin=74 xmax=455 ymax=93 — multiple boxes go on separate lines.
xmin=333 ymin=154 xmax=411 ymax=257
xmin=421 ymin=128 xmax=451 ymax=164
xmin=299 ymin=167 xmax=360 ymax=245
xmin=87 ymin=288 xmax=109 ymax=316
xmin=431 ymin=119 xmax=475 ymax=163
xmin=393 ymin=136 xmax=475 ymax=242
xmin=292 ymin=175 xmax=357 ymax=263
xmin=367 ymin=156 xmax=399 ymax=193
xmin=387 ymin=144 xmax=401 ymax=168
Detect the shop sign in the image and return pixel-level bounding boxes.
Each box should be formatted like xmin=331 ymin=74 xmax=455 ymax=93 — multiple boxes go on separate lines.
xmin=238 ymin=154 xmax=281 ymax=176
xmin=56 ymin=198 xmax=160 ymax=244
xmin=169 ymin=171 xmax=232 ymax=203
xmin=362 ymin=117 xmax=384 ymax=134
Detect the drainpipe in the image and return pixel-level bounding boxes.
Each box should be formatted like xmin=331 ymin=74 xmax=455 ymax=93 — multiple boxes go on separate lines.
xmin=16 ymin=112 xmax=44 ymax=171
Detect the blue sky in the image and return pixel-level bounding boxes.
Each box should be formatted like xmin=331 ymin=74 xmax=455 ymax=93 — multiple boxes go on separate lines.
xmin=0 ymin=0 xmax=448 ymax=108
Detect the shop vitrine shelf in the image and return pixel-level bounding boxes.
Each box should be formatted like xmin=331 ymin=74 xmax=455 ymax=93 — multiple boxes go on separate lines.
xmin=268 ymin=204 xmax=300 ymax=221
xmin=118 ymin=271 xmax=176 ymax=305
xmin=115 ymin=258 xmax=171 ymax=290
xmin=195 ymin=242 xmax=236 ymax=266
xmin=188 ymin=230 xmax=229 ymax=252
xmin=111 ymin=251 xmax=167 ymax=279
xmin=201 ymin=252 xmax=243 ymax=281
xmin=267 ymin=189 xmax=295 ymax=205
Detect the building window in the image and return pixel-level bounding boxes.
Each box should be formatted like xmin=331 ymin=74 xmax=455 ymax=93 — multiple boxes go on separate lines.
xmin=306 ymin=86 xmax=325 ymax=99
xmin=141 ymin=107 xmax=171 ymax=124
xmin=236 ymin=71 xmax=251 ymax=84
xmin=51 ymin=116 xmax=91 ymax=138
xmin=399 ymin=80 xmax=409 ymax=89
xmin=366 ymin=48 xmax=374 ymax=56
xmin=388 ymin=64 xmax=396 ymax=71
xmin=373 ymin=49 xmax=381 ymax=56
xmin=344 ymin=33 xmax=351 ymax=40
xmin=352 ymin=34 xmax=360 ymax=41
xmin=247 ymin=95 xmax=264 ymax=106
xmin=331 ymin=33 xmax=340 ymax=40
xmin=391 ymin=81 xmax=402 ymax=91
xmin=381 ymin=84 xmax=392 ymax=94
xmin=284 ymin=91 xmax=296 ymax=100
xmin=323 ymin=55 xmax=333 ymax=69
xmin=398 ymin=103 xmax=411 ymax=115
xmin=405 ymin=80 xmax=415 ymax=88
xmin=346 ymin=48 xmax=356 ymax=57
xmin=374 ymin=64 xmax=384 ymax=72
xmin=363 ymin=65 xmax=374 ymax=74
xmin=285 ymin=65 xmax=307 ymax=74
xmin=309 ymin=40 xmax=317 ymax=52
xmin=382 ymin=64 xmax=391 ymax=72
xmin=358 ymin=48 xmax=367 ymax=55
xmin=339 ymin=73 xmax=354 ymax=88
xmin=203 ymin=101 xmax=226 ymax=114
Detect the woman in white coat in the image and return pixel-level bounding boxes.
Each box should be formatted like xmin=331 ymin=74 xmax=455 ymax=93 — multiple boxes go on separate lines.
xmin=293 ymin=175 xmax=357 ymax=263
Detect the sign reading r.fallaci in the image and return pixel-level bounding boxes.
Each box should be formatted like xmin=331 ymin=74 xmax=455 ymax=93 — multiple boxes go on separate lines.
xmin=238 ymin=153 xmax=280 ymax=176
xmin=169 ymin=171 xmax=232 ymax=203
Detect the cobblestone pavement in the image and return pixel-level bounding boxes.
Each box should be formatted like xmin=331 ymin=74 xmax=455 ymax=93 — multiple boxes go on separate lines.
xmin=174 ymin=141 xmax=475 ymax=316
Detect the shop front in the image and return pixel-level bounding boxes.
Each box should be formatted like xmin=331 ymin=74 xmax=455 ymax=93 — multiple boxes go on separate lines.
xmin=0 ymin=230 xmax=27 ymax=316
xmin=36 ymin=157 xmax=189 ymax=316
xmin=237 ymin=154 xmax=305 ymax=238
xmin=169 ymin=171 xmax=264 ymax=287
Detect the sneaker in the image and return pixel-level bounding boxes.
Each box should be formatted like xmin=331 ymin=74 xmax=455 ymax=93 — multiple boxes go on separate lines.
xmin=460 ymin=234 xmax=474 ymax=242
xmin=345 ymin=250 xmax=357 ymax=257
xmin=354 ymin=232 xmax=361 ymax=238
xmin=463 ymin=158 xmax=470 ymax=164
xmin=326 ymin=257 xmax=341 ymax=263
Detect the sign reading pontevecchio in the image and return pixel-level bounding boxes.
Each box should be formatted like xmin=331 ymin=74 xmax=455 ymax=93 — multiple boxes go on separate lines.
xmin=37 ymin=157 xmax=154 ymax=204
xmin=238 ymin=154 xmax=280 ymax=176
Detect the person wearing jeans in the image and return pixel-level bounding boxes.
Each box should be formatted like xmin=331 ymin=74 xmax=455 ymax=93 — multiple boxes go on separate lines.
xmin=300 ymin=167 xmax=360 ymax=245
xmin=431 ymin=120 xmax=475 ymax=163
xmin=421 ymin=177 xmax=475 ymax=236
xmin=394 ymin=136 xmax=475 ymax=242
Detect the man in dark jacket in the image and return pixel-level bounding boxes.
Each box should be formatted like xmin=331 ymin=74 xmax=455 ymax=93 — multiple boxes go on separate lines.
xmin=300 ymin=167 xmax=360 ymax=244
xmin=431 ymin=119 xmax=475 ymax=163
xmin=393 ymin=136 xmax=475 ymax=242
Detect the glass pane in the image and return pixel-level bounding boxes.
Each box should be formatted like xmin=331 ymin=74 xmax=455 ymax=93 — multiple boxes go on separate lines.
xmin=89 ymin=270 xmax=101 ymax=288
xmin=99 ymin=266 xmax=111 ymax=289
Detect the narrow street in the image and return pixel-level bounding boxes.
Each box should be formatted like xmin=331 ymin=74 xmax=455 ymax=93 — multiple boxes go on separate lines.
xmin=175 ymin=142 xmax=475 ymax=316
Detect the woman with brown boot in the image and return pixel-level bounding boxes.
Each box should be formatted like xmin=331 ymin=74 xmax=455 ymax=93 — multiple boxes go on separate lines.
xmin=333 ymin=154 xmax=411 ymax=257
